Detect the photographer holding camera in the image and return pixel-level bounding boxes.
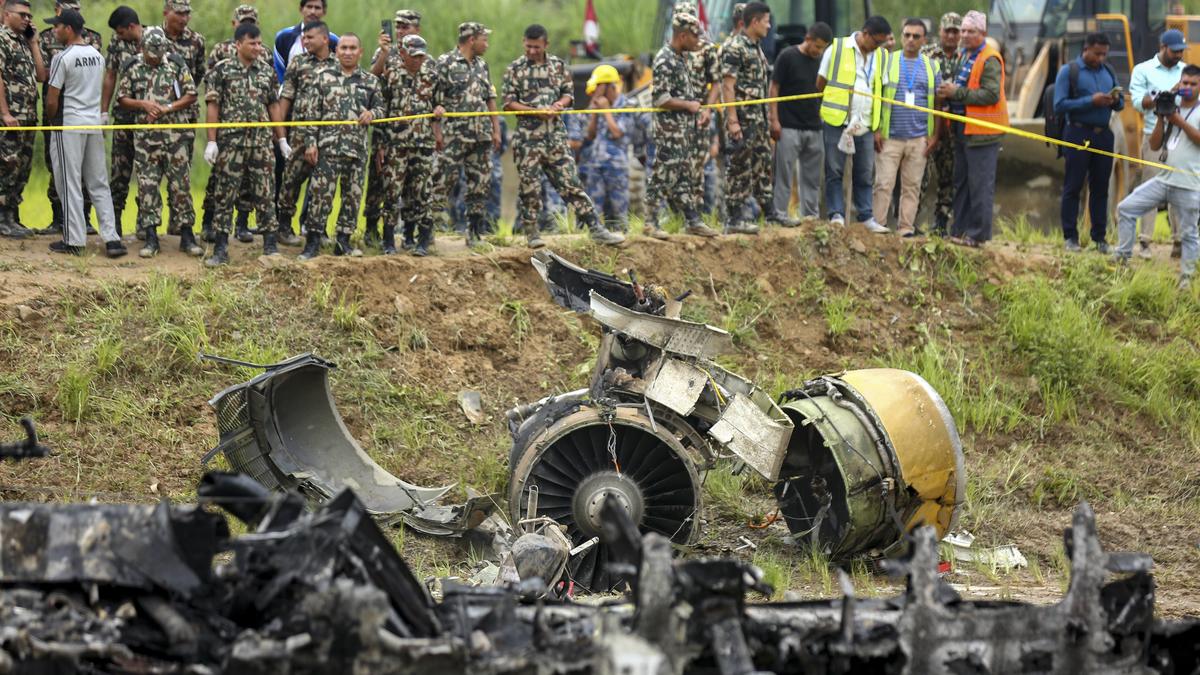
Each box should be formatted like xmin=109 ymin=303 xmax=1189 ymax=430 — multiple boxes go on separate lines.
xmin=1114 ymin=64 xmax=1200 ymax=289
xmin=1129 ymin=30 xmax=1187 ymax=258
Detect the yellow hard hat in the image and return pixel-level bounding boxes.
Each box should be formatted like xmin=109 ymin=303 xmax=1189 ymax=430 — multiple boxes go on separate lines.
xmin=586 ymin=64 xmax=621 ymax=95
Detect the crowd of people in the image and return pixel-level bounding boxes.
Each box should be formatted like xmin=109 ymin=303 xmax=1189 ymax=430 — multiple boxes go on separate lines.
xmin=0 ymin=0 xmax=1195 ymax=284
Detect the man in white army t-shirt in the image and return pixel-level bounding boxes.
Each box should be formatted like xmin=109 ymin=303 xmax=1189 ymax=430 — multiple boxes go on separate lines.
xmin=44 ymin=8 xmax=125 ymax=257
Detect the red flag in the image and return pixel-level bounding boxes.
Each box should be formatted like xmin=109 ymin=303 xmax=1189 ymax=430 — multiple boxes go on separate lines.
xmin=697 ymin=0 xmax=709 ymax=35
xmin=583 ymin=0 xmax=600 ymax=58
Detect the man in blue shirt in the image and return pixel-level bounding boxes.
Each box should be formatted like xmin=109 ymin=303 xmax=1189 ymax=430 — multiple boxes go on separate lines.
xmin=1129 ymin=29 xmax=1187 ymax=258
xmin=1054 ymin=32 xmax=1124 ymax=252
xmin=873 ymin=18 xmax=940 ymax=237
xmin=272 ymin=0 xmax=338 ymax=84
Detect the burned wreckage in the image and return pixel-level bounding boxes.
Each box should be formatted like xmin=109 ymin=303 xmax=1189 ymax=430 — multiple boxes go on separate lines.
xmin=1 ymin=252 xmax=1198 ymax=671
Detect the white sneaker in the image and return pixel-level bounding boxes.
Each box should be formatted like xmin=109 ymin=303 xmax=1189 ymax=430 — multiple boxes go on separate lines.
xmin=830 ymin=213 xmax=845 ymax=226
xmin=864 ymin=218 xmax=890 ymax=234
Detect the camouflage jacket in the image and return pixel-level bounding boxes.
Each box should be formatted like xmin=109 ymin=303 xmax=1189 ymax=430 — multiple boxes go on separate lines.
xmin=204 ymin=56 xmax=278 ymax=148
xmin=280 ymin=51 xmax=340 ymax=146
xmin=382 ymin=59 xmax=436 ymax=149
xmin=687 ymin=40 xmax=720 ymax=102
xmin=207 ymin=38 xmax=271 ymax=74
xmin=39 ymin=26 xmax=101 ymax=120
xmin=651 ymin=44 xmax=698 ymax=136
xmin=148 ymin=25 xmax=205 ymax=122
xmin=116 ymin=53 xmax=196 ymax=145
xmin=317 ymin=67 xmax=383 ymax=158
xmin=720 ymin=33 xmax=769 ymax=123
xmin=105 ymin=35 xmax=141 ymax=121
xmin=0 ymin=25 xmax=38 ymax=121
xmin=502 ymin=54 xmax=573 ymax=142
xmin=433 ymin=49 xmax=495 ymax=142
xmin=569 ymin=93 xmax=641 ymax=170
xmin=922 ymin=43 xmax=959 ymax=81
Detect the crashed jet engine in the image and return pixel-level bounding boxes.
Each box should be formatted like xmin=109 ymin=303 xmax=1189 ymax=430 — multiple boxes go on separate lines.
xmin=204 ymin=353 xmax=492 ymax=536
xmin=507 ymin=252 xmax=964 ymax=590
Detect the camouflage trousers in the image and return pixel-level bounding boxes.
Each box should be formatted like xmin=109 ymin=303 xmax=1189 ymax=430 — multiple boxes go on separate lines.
xmin=434 ymin=138 xmax=491 ymax=220
xmin=0 ymin=128 xmax=34 ymax=208
xmin=304 ymin=154 xmax=366 ymax=236
xmin=921 ymin=133 xmax=954 ymax=228
xmin=277 ymin=150 xmax=315 ymax=229
xmin=648 ymin=129 xmax=700 ymax=218
xmin=43 ymin=129 xmax=90 ymax=213
xmin=109 ymin=127 xmax=135 ymax=214
xmin=691 ymin=130 xmax=711 ymax=213
xmin=582 ymin=162 xmax=630 ymax=230
xmin=207 ymin=142 xmax=278 ymax=235
xmin=513 ymin=135 xmax=596 ymax=235
xmin=133 ymin=137 xmax=195 ymax=234
xmin=725 ymin=120 xmax=773 ymax=212
xmin=362 ymin=137 xmax=387 ymax=223
xmin=381 ymin=145 xmax=435 ymax=241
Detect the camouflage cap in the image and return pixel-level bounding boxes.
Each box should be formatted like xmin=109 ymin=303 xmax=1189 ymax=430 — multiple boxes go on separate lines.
xmin=164 ymin=0 xmax=191 ymax=13
xmin=234 ymin=4 xmax=258 ymax=23
xmin=732 ymin=3 xmax=747 ymax=21
xmin=458 ymin=21 xmax=491 ymax=39
xmin=401 ymin=34 xmax=428 ymax=56
xmin=672 ymin=12 xmax=702 ymax=36
xmin=940 ymin=12 xmax=962 ymax=30
xmin=674 ymin=1 xmax=697 ymax=17
xmin=56 ymin=0 xmax=81 ymax=10
xmin=395 ymin=9 xmax=421 ymax=26
xmin=142 ymin=26 xmax=169 ymax=57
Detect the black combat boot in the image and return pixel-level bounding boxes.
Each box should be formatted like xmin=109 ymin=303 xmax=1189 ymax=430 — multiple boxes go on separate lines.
xmin=41 ymin=202 xmax=64 ymax=236
xmin=334 ymin=232 xmax=362 ymax=257
xmin=235 ymin=211 xmax=253 ymax=243
xmin=763 ymin=203 xmax=797 ymax=228
xmin=262 ymin=229 xmax=279 ymax=256
xmin=139 ymin=227 xmax=160 ymax=258
xmin=179 ymin=227 xmax=204 ymax=257
xmin=465 ymin=214 xmax=481 ymax=247
xmin=364 ymin=218 xmax=380 ymax=248
xmin=642 ymin=209 xmax=669 ymax=240
xmin=113 ymin=209 xmax=123 ymax=239
xmin=401 ymin=223 xmax=416 ymax=251
xmin=413 ymin=227 xmax=432 ymax=257
xmin=582 ymin=212 xmax=624 ymax=246
xmin=726 ymin=204 xmax=760 ymax=235
xmin=206 ymin=232 xmax=230 ymax=267
xmin=201 ymin=209 xmax=216 ymax=243
xmin=298 ymin=231 xmax=321 ymax=261
xmin=382 ymin=225 xmax=397 ymax=255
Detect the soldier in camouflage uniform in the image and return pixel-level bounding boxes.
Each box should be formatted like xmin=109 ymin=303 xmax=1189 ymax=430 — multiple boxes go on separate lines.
xmin=920 ymin=12 xmax=960 ymax=235
xmin=38 ymin=0 xmax=100 ymax=234
xmin=675 ymin=3 xmax=721 ymax=221
xmin=295 ymin=33 xmax=382 ymax=261
xmin=147 ymin=0 xmax=204 ymax=237
xmin=502 ymin=24 xmax=623 ymax=248
xmin=0 ymin=0 xmax=45 ymax=238
xmin=276 ymin=21 xmax=339 ymax=248
xmin=199 ymin=4 xmax=270 ymax=245
xmin=100 ymin=6 xmax=141 ymax=238
xmin=649 ymin=13 xmax=718 ymax=238
xmin=379 ymin=34 xmax=437 ymax=256
xmin=722 ymin=2 xmax=795 ymax=232
xmin=203 ymin=22 xmax=288 ymax=266
xmin=116 ymin=27 xmax=199 ymax=258
xmin=431 ymin=22 xmax=501 ymax=246
xmin=364 ymin=9 xmax=422 ymax=248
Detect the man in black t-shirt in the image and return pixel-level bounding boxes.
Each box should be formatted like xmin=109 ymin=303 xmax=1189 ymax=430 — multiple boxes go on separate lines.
xmin=768 ymin=22 xmax=831 ymax=220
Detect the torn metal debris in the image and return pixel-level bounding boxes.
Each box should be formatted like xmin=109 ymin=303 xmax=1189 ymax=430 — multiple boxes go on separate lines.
xmin=203 ymin=353 xmax=492 ymax=536
xmin=508 ymin=251 xmax=965 ymax=590
xmin=0 ymin=479 xmax=1196 ymax=674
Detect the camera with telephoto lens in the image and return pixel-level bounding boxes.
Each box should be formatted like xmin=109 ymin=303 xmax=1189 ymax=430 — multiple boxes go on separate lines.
xmin=1154 ymin=90 xmax=1178 ymax=117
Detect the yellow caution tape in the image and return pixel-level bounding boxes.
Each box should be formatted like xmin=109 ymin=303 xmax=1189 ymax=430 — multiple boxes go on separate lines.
xmin=2 ymin=90 xmax=1181 ymax=174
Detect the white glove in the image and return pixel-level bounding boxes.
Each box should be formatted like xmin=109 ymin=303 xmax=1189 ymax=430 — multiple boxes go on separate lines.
xmin=100 ymin=112 xmax=109 ymax=125
xmin=204 ymin=141 xmax=219 ymax=166
xmin=277 ymin=138 xmax=293 ymax=160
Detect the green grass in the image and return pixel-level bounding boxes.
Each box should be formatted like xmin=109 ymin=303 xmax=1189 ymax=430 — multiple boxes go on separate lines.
xmin=822 ymin=291 xmax=856 ymax=338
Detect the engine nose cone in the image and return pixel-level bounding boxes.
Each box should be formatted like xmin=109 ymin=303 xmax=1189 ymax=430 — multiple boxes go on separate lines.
xmin=573 ymin=471 xmax=645 ymax=536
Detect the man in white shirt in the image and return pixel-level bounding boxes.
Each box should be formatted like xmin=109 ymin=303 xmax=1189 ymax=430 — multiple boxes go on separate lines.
xmin=44 ymin=9 xmax=124 ymax=257
xmin=1115 ymin=64 xmax=1200 ymax=289
xmin=1129 ymin=29 xmax=1187 ymax=258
